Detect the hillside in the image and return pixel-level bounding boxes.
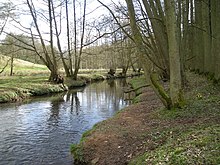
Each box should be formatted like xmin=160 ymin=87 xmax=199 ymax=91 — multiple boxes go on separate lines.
xmin=0 ymin=54 xmax=49 ymax=76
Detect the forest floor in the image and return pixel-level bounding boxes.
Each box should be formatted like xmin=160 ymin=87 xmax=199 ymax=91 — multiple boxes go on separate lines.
xmin=71 ymin=72 xmax=220 ymax=165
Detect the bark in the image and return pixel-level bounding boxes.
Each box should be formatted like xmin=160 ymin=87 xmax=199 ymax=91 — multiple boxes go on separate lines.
xmin=48 ymin=0 xmax=57 ymax=75
xmin=10 ymin=55 xmax=14 ymax=76
xmin=213 ymin=1 xmax=220 ymax=79
xmin=203 ymin=0 xmax=211 ymax=74
xmin=181 ymin=0 xmax=189 ymax=86
xmin=165 ymin=0 xmax=184 ymax=108
xmin=73 ymin=0 xmax=77 ymax=79
xmin=141 ymin=0 xmax=170 ymax=76
xmin=65 ymin=0 xmax=73 ymax=76
xmin=194 ymin=0 xmax=204 ymax=73
xmin=187 ymin=0 xmax=195 ymax=70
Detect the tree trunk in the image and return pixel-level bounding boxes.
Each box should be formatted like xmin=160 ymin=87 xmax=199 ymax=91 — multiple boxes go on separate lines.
xmin=165 ymin=0 xmax=184 ymax=108
xmin=210 ymin=0 xmax=216 ymax=75
xmin=187 ymin=0 xmax=196 ymax=71
xmin=213 ymin=1 xmax=220 ymax=80
xmin=26 ymin=0 xmax=58 ymax=82
xmin=202 ymin=0 xmax=211 ymax=74
xmin=10 ymin=55 xmax=14 ymax=76
xmin=125 ymin=0 xmax=172 ymax=109
xmin=194 ymin=0 xmax=204 ymax=73
xmin=65 ymin=0 xmax=73 ymax=76
xmin=51 ymin=0 xmax=71 ymax=77
xmin=141 ymin=0 xmax=170 ymax=76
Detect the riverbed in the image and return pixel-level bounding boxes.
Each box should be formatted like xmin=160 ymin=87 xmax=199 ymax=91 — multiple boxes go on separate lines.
xmin=0 ymin=79 xmax=130 ymax=165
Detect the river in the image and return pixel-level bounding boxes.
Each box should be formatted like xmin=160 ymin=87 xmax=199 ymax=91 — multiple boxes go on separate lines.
xmin=0 ymin=79 xmax=130 ymax=165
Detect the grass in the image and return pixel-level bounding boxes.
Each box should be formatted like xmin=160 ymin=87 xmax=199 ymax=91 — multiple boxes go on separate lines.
xmin=129 ymin=72 xmax=220 ymax=165
xmin=0 ymin=54 xmax=49 ymax=76
xmin=0 ymin=55 xmax=65 ymax=103
xmin=129 ymin=76 xmax=147 ymax=98
xmin=0 ymin=75 xmax=65 ymax=103
xmin=130 ymin=125 xmax=220 ymax=165
xmin=70 ymin=143 xmax=85 ymax=164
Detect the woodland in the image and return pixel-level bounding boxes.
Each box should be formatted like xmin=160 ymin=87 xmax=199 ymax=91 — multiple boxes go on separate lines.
xmin=0 ymin=0 xmax=220 ymax=108
xmin=0 ymin=0 xmax=220 ymax=164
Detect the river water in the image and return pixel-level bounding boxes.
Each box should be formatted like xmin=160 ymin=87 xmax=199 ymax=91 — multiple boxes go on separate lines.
xmin=0 ymin=79 xmax=130 ymax=165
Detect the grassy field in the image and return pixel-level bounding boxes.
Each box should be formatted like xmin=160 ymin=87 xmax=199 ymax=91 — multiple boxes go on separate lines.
xmin=0 ymin=55 xmax=49 ymax=76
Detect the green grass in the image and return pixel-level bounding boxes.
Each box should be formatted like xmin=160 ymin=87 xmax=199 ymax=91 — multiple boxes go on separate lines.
xmin=130 ymin=125 xmax=220 ymax=165
xmin=0 ymin=54 xmax=49 ymax=76
xmin=129 ymin=72 xmax=220 ymax=165
xmin=0 ymin=75 xmax=65 ymax=103
xmin=0 ymin=55 xmax=67 ymax=103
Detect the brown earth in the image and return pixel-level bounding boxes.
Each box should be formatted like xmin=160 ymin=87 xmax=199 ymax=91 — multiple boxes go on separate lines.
xmin=83 ymin=88 xmax=163 ymax=165
xmin=80 ymin=87 xmax=163 ymax=165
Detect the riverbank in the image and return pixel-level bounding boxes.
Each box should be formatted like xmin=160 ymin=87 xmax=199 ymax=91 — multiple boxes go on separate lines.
xmin=71 ymin=72 xmax=220 ymax=165
xmin=0 ymin=72 xmax=142 ymax=103
xmin=0 ymin=76 xmax=65 ymax=103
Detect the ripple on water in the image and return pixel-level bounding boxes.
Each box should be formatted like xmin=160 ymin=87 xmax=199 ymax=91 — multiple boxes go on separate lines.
xmin=0 ymin=79 xmax=130 ymax=164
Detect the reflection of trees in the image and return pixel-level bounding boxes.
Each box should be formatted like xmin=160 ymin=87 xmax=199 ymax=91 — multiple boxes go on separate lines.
xmin=48 ymin=93 xmax=65 ymax=124
xmin=65 ymin=91 xmax=81 ymax=115
xmin=118 ymin=78 xmax=128 ymax=87
xmin=72 ymin=93 xmax=80 ymax=115
xmin=47 ymin=79 xmax=129 ymax=125
xmin=107 ymin=79 xmax=115 ymax=88
xmin=85 ymin=79 xmax=129 ymax=114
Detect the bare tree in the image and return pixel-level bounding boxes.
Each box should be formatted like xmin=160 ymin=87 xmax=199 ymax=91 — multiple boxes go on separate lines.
xmin=0 ymin=2 xmax=15 ymax=36
xmin=26 ymin=0 xmax=59 ymax=81
xmin=72 ymin=0 xmax=87 ymax=80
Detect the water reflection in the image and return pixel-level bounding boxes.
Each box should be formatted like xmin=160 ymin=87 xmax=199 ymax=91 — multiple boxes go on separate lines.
xmin=0 ymin=79 xmax=130 ymax=165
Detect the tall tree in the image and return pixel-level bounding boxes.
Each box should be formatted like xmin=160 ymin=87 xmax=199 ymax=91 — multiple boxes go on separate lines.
xmin=194 ymin=0 xmax=204 ymax=73
xmin=212 ymin=0 xmax=220 ymax=80
xmin=72 ymin=0 xmax=87 ymax=80
xmin=164 ymin=0 xmax=183 ymax=107
xmin=50 ymin=0 xmax=71 ymax=77
xmin=26 ymin=0 xmax=58 ymax=81
xmin=125 ymin=0 xmax=172 ymax=109
xmin=65 ymin=0 xmax=73 ymax=76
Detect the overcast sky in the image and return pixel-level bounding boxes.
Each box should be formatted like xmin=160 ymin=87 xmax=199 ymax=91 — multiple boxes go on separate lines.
xmin=1 ymin=0 xmax=125 ymax=48
xmin=2 ymin=0 xmax=123 ymax=33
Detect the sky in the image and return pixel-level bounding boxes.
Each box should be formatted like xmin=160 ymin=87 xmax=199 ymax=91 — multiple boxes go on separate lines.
xmin=0 ymin=0 xmax=125 ymax=48
xmin=1 ymin=0 xmax=122 ymax=35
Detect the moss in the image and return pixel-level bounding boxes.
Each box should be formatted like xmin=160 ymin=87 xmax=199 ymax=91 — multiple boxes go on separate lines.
xmin=132 ymin=94 xmax=142 ymax=103
xmin=150 ymin=72 xmax=172 ymax=109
